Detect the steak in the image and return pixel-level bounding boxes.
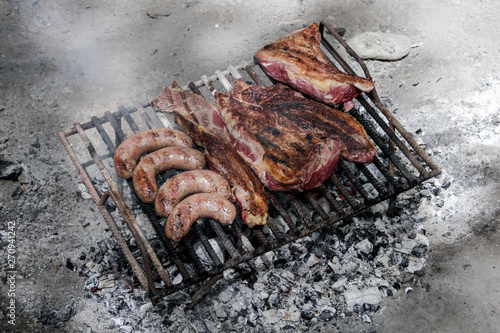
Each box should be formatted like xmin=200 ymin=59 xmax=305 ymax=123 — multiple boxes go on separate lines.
xmin=255 ymin=22 xmax=375 ymax=110
xmin=231 ymin=79 xmax=377 ymax=163
xmin=151 ymin=82 xmax=268 ymax=227
xmin=214 ymin=88 xmax=340 ymax=192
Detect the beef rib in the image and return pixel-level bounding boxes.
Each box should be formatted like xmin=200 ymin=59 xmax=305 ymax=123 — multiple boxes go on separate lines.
xmin=255 ymin=22 xmax=375 ymax=110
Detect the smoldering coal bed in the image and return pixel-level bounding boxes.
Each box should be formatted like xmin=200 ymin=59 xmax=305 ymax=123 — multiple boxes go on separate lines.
xmin=58 ymin=20 xmax=441 ymax=309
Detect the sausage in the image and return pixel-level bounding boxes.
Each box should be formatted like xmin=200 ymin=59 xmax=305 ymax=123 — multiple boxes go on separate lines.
xmin=165 ymin=193 xmax=237 ymax=242
xmin=133 ymin=147 xmax=206 ymax=203
xmin=155 ymin=170 xmax=232 ymax=218
xmin=114 ymin=128 xmax=193 ymax=179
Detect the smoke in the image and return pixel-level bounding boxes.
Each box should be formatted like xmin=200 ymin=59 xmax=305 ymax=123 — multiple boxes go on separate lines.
xmin=28 ymin=1 xmax=156 ymax=107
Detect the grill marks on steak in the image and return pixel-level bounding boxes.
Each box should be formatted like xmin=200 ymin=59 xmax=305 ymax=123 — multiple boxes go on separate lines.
xmin=231 ymin=80 xmax=377 ymax=163
xmin=255 ymin=22 xmax=375 ymax=109
xmin=215 ymin=88 xmax=340 ymax=192
xmin=151 ymin=82 xmax=268 ymax=227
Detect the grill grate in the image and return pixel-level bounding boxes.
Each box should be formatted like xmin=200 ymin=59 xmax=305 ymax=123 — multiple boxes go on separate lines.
xmin=58 ymin=20 xmax=441 ymax=303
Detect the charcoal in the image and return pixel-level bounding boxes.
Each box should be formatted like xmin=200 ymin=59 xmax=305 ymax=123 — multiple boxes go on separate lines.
xmin=120 ymin=325 xmax=133 ymax=333
xmin=139 ymin=302 xmax=154 ymax=314
xmin=85 ymin=275 xmax=100 ymax=291
xmin=412 ymin=243 xmax=428 ymax=257
xmin=318 ymin=306 xmax=336 ymax=322
xmin=419 ymin=188 xmax=432 ymax=197
xmin=262 ymin=309 xmax=282 ymax=324
xmin=213 ymin=301 xmax=227 ymax=318
xmin=344 ymin=286 xmax=382 ymax=308
xmin=267 ymin=291 xmax=280 ymax=307
xmin=112 ymin=317 xmax=124 ymax=326
xmin=340 ymin=259 xmax=359 ymax=275
xmin=41 ymin=304 xmax=76 ymax=327
xmin=94 ymin=252 xmax=104 ymax=264
xmin=279 ymin=282 xmax=291 ymax=293
xmin=220 ymin=287 xmax=236 ymax=304
xmin=247 ymin=312 xmax=258 ymax=327
xmin=273 ymin=258 xmax=288 ymax=269
xmin=300 ymin=311 xmax=314 ymax=320
xmin=12 ymin=185 xmax=23 ymax=199
xmin=306 ymin=254 xmax=321 ymax=267
xmin=414 ymin=270 xmax=425 ymax=277
xmin=0 ymin=156 xmax=22 ymax=180
xmin=286 ymin=305 xmax=301 ymax=322
xmin=407 ymin=256 xmax=426 ymax=273
xmin=331 ymin=277 xmax=348 ymax=292
xmin=312 ymin=271 xmax=323 ymax=282
xmin=66 ymin=168 xmax=436 ymax=333
xmin=66 ymin=258 xmax=77 ymax=271
xmin=355 ymin=239 xmax=373 ymax=256
xmin=399 ymin=256 xmax=410 ymax=269
xmin=282 ymin=323 xmax=297 ymax=330
xmin=77 ymin=183 xmax=92 ymax=199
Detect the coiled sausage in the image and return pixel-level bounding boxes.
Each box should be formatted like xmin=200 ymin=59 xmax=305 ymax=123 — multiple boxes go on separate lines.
xmin=155 ymin=170 xmax=232 ymax=218
xmin=165 ymin=193 xmax=237 ymax=242
xmin=114 ymin=128 xmax=193 ymax=179
xmin=133 ymin=146 xmax=206 ymax=203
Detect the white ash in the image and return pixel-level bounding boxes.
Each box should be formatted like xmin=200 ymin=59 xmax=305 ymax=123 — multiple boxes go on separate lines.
xmin=77 ymin=183 xmax=92 ymax=200
xmin=194 ymin=238 xmax=225 ymax=269
xmin=59 ymin=174 xmax=455 ymax=332
xmin=39 ymin=126 xmax=455 ymax=332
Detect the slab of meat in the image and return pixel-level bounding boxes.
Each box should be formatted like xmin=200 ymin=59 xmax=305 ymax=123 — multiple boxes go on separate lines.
xmin=231 ymin=79 xmax=377 ymax=163
xmin=151 ymin=83 xmax=268 ymax=228
xmin=214 ymin=88 xmax=340 ymax=192
xmin=151 ymin=81 xmax=228 ymax=139
xmin=255 ymin=22 xmax=375 ymax=110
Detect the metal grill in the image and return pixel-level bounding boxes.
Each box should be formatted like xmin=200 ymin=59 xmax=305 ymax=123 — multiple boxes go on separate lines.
xmin=58 ymin=20 xmax=441 ymax=303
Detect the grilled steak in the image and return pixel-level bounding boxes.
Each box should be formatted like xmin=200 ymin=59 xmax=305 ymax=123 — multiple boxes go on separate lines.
xmin=231 ymin=79 xmax=377 ymax=163
xmin=215 ymin=88 xmax=340 ymax=192
xmin=151 ymin=82 xmax=268 ymax=227
xmin=255 ymin=22 xmax=375 ymax=110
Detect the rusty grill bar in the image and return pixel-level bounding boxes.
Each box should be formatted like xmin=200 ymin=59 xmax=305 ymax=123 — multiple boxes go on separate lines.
xmin=58 ymin=20 xmax=441 ymax=303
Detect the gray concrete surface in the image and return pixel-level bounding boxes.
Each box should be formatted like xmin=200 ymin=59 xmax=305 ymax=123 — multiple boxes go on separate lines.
xmin=1 ymin=0 xmax=499 ymax=332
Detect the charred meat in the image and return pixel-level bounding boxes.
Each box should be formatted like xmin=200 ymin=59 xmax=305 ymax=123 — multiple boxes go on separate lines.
xmin=231 ymin=79 xmax=377 ymax=163
xmin=215 ymin=86 xmax=340 ymax=192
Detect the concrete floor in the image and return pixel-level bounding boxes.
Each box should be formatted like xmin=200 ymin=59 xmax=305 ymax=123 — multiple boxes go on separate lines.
xmin=1 ymin=0 xmax=499 ymax=332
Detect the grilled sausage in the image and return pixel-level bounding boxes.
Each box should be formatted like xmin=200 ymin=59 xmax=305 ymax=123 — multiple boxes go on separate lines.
xmin=133 ymin=147 xmax=206 ymax=203
xmin=165 ymin=193 xmax=237 ymax=242
xmin=155 ymin=170 xmax=232 ymax=218
xmin=114 ymin=128 xmax=193 ymax=179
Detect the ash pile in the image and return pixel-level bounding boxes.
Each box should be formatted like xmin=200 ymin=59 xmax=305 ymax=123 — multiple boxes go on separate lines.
xmin=74 ymin=168 xmax=451 ymax=332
